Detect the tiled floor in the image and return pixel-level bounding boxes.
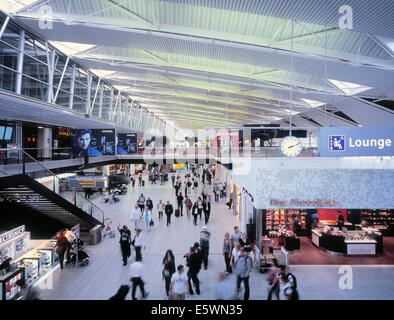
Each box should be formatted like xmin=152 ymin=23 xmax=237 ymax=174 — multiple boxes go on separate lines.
xmin=38 ymin=171 xmax=394 ymax=300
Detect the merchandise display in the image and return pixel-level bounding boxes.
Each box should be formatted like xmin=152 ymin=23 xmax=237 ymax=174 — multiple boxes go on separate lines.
xmin=312 ymin=224 xmax=382 ymax=255
xmin=265 ymin=209 xmax=307 ymax=235
xmin=0 ymin=227 xmax=60 ymax=299
xmin=360 ymin=209 xmax=394 ymax=235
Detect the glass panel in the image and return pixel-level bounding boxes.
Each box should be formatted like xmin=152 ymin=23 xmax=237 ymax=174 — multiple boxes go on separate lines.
xmin=0 ymin=65 xmax=17 ymax=92
xmin=21 ymin=75 xmax=48 ymax=101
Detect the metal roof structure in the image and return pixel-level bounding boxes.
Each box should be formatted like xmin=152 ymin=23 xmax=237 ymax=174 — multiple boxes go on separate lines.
xmin=3 ymin=0 xmax=394 ymax=130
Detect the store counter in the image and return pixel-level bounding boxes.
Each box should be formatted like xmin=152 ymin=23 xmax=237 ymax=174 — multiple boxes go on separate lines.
xmin=312 ymin=229 xmax=381 ymax=255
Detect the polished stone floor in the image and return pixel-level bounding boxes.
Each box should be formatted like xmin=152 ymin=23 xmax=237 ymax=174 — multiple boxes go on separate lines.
xmin=38 ymin=171 xmax=394 ymax=300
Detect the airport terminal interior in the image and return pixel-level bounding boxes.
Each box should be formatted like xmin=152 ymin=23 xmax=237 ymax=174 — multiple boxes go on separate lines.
xmin=0 ymin=0 xmax=393 ymax=301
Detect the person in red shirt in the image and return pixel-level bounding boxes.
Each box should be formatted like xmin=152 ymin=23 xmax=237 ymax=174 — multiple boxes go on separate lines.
xmin=55 ymin=229 xmax=70 ymax=270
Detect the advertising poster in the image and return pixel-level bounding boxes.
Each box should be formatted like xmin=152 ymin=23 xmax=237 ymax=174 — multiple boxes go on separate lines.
xmin=71 ymin=129 xmax=115 ymax=157
xmin=117 ymin=133 xmax=137 ymax=154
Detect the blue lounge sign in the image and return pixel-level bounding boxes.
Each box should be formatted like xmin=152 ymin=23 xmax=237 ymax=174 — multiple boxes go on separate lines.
xmin=319 ymin=126 xmax=394 ymax=157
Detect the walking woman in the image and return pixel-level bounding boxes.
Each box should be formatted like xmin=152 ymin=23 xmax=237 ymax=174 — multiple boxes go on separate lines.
xmin=55 ymin=229 xmax=70 ymax=270
xmin=197 ymin=197 xmax=203 ymax=221
xmin=162 ymin=249 xmax=176 ymax=299
xmin=144 ymin=207 xmax=152 ymax=231
xmin=192 ymin=202 xmax=199 ymax=226
xmin=223 ymin=233 xmax=232 ymax=274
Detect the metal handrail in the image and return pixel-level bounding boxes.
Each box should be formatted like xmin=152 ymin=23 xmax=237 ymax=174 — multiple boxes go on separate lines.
xmin=0 ymin=148 xmax=105 ymax=224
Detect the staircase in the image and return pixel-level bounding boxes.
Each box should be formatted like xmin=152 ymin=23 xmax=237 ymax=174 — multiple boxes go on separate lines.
xmin=0 ymin=174 xmax=103 ymax=231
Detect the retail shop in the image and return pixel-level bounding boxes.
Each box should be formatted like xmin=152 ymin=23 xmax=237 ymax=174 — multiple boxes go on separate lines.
xmin=0 ymin=225 xmax=61 ymax=300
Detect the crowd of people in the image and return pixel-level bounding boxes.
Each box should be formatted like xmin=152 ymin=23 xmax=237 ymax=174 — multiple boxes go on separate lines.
xmin=109 ymin=164 xmax=299 ymax=301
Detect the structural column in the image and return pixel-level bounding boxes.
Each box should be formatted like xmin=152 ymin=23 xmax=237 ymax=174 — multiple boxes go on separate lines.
xmin=68 ymin=63 xmax=76 ymax=110
xmin=15 ymin=30 xmax=25 ymax=95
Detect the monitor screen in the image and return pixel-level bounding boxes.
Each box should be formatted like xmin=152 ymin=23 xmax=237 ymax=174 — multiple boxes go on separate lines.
xmin=0 ymin=126 xmax=5 ymax=140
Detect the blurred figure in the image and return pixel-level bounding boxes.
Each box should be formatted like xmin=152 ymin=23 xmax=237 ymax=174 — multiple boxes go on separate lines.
xmin=109 ymin=284 xmax=130 ymax=300
xmin=16 ymin=279 xmax=40 ymax=300
xmin=267 ymin=259 xmax=280 ymax=300
xmin=129 ymin=256 xmax=149 ymax=300
xmin=216 ymin=272 xmax=233 ymax=300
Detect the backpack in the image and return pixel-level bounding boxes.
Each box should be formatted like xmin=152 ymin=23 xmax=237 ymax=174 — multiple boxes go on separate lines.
xmin=287 ymin=273 xmax=297 ymax=289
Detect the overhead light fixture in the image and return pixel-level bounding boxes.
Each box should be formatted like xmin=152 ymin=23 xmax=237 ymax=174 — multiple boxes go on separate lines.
xmin=38 ymin=126 xmax=43 ymax=129
xmin=328 ymin=79 xmax=372 ymax=96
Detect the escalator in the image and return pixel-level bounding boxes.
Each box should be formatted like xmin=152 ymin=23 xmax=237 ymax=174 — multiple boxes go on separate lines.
xmin=0 ymin=174 xmax=103 ymax=232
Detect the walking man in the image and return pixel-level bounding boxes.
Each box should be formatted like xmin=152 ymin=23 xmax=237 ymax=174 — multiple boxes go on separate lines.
xmin=171 ymin=174 xmax=175 ymax=186
xmin=203 ymin=198 xmax=211 ymax=224
xmin=138 ymin=194 xmax=145 ymax=212
xmin=131 ymin=203 xmax=142 ymax=230
xmin=186 ymin=245 xmax=202 ymax=295
xmin=129 ymin=256 xmax=149 ymax=300
xmin=165 ymin=201 xmax=174 ymax=226
xmin=117 ymin=224 xmax=131 ymax=266
xmin=235 ymin=248 xmax=252 ymax=300
xmin=138 ymin=174 xmax=143 ymax=187
xmin=200 ymin=226 xmax=211 ymax=270
xmin=169 ymin=265 xmax=190 ymax=300
xmin=177 ymin=192 xmax=184 ymax=217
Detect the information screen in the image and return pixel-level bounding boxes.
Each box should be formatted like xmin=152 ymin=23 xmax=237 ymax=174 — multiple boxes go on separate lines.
xmin=68 ymin=176 xmax=107 ymax=189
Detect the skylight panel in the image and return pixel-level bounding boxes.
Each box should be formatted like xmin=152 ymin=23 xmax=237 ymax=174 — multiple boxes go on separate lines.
xmin=328 ymin=79 xmax=372 ymax=96
xmin=49 ymin=41 xmax=96 ymax=57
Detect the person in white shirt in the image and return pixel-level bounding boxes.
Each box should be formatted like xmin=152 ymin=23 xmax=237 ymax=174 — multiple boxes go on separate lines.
xmin=156 ymin=200 xmax=165 ymax=222
xmin=230 ymin=243 xmax=241 ymax=270
xmin=170 ymin=265 xmax=189 ymax=300
xmin=133 ymin=229 xmax=145 ymax=261
xmin=131 ymin=203 xmax=142 ymax=230
xmin=129 ymin=257 xmax=148 ymax=300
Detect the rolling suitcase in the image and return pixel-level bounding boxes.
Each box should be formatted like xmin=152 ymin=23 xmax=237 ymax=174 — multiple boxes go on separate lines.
xmin=142 ymin=180 xmax=145 ymax=186
xmin=175 ymin=209 xmax=180 ymax=217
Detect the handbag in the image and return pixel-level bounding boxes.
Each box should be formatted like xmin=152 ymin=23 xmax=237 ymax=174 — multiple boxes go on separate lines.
xmin=131 ymin=237 xmax=136 ymax=247
xmin=149 ymin=220 xmax=154 ymax=227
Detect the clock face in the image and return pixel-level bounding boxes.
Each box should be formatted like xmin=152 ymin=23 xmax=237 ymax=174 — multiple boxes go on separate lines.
xmin=279 ymin=136 xmax=302 ymax=157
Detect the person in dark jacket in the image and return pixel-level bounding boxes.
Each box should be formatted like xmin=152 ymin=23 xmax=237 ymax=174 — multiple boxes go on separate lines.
xmin=203 ymin=199 xmax=211 ymax=224
xmin=162 ymin=249 xmax=176 ymax=299
xmin=184 ymin=245 xmax=202 ymax=295
xmin=109 ymin=285 xmax=130 ymax=300
xmin=192 ymin=202 xmax=199 ymax=226
xmin=117 ymin=224 xmax=132 ymax=266
xmin=177 ymin=193 xmax=184 ymax=216
xmin=165 ymin=201 xmax=174 ymax=226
